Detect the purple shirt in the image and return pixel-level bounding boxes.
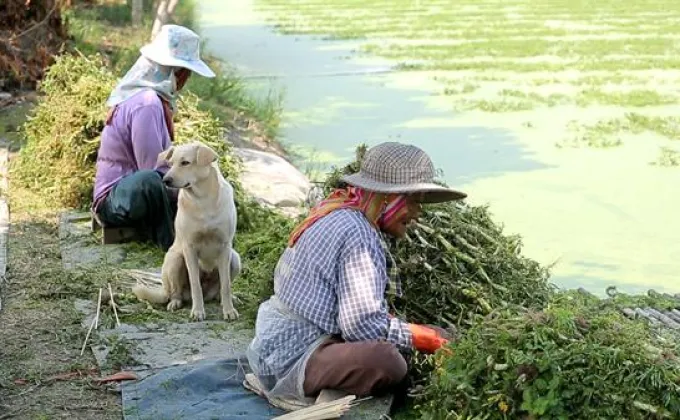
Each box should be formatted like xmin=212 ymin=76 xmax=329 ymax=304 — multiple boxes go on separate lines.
xmin=92 ymin=89 xmax=172 ymax=211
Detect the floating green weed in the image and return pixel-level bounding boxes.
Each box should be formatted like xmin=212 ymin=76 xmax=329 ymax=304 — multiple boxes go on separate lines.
xmin=561 ymin=118 xmax=626 ymax=148
xmin=442 ymin=82 xmax=479 ymax=95
xmin=457 ymin=98 xmax=535 ymax=113
xmin=625 ymin=113 xmax=680 ymax=140
xmin=561 ymin=113 xmax=680 ymax=148
xmin=653 ymin=147 xmax=680 ymax=167
xmin=576 ymin=89 xmax=677 ymax=107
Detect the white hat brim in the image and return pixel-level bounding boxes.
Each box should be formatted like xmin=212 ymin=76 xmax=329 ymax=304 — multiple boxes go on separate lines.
xmin=140 ymin=45 xmax=216 ymax=78
xmin=340 ymin=172 xmax=467 ymax=204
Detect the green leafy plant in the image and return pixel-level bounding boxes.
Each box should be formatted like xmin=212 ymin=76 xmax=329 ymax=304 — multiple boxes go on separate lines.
xmin=417 ymin=291 xmax=680 ymax=419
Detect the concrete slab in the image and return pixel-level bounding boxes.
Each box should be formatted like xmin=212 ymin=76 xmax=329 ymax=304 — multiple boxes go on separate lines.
xmin=75 ymin=298 xmax=254 ymax=380
xmin=59 ymin=211 xmax=127 ymax=270
xmin=74 ymin=293 xmax=395 ymax=418
xmin=346 ymin=396 xmax=394 ymax=419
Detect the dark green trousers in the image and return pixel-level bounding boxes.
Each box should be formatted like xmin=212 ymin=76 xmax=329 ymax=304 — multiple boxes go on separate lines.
xmin=96 ymin=170 xmax=177 ymax=251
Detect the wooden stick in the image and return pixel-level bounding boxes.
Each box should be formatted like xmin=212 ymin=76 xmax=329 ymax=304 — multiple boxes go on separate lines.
xmin=80 ymin=288 xmax=102 ymax=356
xmin=108 ymin=283 xmax=120 ymax=327
xmin=272 ymin=395 xmax=356 ymax=420
xmin=80 ymin=313 xmax=97 ymax=356
xmin=94 ymin=288 xmax=102 ymax=330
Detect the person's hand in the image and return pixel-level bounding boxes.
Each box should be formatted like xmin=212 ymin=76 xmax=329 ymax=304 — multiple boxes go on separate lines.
xmin=388 ymin=313 xmax=455 ymax=346
xmin=408 ymin=324 xmax=450 ymax=354
xmin=424 ymin=324 xmax=456 ymax=341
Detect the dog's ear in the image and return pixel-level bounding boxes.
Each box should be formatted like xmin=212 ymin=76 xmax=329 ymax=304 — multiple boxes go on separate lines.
xmin=195 ymin=143 xmax=219 ymax=166
xmin=158 ymin=146 xmax=175 ymax=164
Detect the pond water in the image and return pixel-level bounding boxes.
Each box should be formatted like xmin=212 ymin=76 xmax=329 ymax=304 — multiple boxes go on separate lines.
xmin=197 ymin=0 xmax=680 ymax=297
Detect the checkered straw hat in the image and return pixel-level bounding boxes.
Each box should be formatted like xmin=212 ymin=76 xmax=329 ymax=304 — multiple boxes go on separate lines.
xmin=340 ymin=142 xmax=467 ymax=203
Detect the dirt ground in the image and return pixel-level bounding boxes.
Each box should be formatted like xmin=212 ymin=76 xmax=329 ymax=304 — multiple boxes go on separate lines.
xmin=0 ymin=184 xmax=122 ymax=418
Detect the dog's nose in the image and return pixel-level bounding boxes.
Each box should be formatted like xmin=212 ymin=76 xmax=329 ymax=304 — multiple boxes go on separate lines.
xmin=163 ymin=177 xmax=173 ymax=186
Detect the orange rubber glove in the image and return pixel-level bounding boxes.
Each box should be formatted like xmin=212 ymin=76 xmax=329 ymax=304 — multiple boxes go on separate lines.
xmin=408 ymin=323 xmax=449 ymax=354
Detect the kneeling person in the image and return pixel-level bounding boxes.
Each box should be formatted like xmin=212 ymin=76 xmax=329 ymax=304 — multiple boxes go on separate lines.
xmin=246 ymin=142 xmax=467 ymax=406
xmin=92 ymin=25 xmax=216 ymax=251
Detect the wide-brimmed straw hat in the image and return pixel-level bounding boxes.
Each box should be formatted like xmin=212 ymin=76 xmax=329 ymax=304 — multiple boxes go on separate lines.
xmin=140 ymin=24 xmax=215 ymax=78
xmin=340 ymin=142 xmax=467 ymax=203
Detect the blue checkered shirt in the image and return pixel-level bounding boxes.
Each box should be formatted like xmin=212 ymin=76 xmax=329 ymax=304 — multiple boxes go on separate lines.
xmin=251 ymin=208 xmax=413 ymax=379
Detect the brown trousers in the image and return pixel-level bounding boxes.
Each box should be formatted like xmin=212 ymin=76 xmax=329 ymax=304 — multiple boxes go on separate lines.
xmin=303 ymin=337 xmax=408 ymax=398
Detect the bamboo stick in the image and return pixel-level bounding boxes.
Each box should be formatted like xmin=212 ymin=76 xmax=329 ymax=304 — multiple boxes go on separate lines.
xmin=80 ymin=288 xmax=102 ymax=356
xmin=272 ymin=395 xmax=357 ymax=420
xmin=108 ymin=283 xmax=120 ymax=327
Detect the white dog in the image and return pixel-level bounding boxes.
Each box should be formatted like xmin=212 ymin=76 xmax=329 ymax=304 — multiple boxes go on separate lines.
xmin=132 ymin=141 xmax=240 ymax=321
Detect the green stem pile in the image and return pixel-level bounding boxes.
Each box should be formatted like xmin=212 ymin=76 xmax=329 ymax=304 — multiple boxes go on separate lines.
xmin=324 ymin=145 xmax=554 ymax=329
xmin=391 ymin=202 xmax=553 ymax=328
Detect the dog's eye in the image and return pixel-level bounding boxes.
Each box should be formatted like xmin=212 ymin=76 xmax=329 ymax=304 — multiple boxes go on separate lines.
xmin=180 ymin=161 xmax=190 ymax=166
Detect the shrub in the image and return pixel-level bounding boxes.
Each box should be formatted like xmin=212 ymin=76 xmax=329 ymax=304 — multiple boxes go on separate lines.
xmin=233 ymin=204 xmax=298 ymax=320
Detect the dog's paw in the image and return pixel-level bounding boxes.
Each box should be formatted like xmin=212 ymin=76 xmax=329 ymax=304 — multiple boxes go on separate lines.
xmin=191 ymin=307 xmax=206 ymax=322
xmin=223 ymin=307 xmax=240 ymax=321
xmin=167 ymin=299 xmax=182 ymax=312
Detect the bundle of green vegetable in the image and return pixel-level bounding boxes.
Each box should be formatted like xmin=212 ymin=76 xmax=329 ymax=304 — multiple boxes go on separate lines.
xmin=418 ymin=290 xmax=680 ymax=419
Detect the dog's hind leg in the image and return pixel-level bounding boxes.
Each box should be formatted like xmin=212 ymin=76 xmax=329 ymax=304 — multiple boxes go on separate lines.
xmin=202 ymin=270 xmax=220 ymax=302
xmin=219 ymin=246 xmax=239 ymax=321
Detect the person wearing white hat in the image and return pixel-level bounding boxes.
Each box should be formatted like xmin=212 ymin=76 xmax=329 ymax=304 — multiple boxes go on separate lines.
xmin=245 ymin=142 xmax=466 ymax=410
xmin=92 ymin=24 xmax=215 ymax=251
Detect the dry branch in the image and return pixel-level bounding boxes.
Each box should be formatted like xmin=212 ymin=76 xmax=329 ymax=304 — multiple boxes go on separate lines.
xmin=0 ymin=0 xmax=68 ymax=90
xmin=151 ymin=0 xmax=180 ymax=39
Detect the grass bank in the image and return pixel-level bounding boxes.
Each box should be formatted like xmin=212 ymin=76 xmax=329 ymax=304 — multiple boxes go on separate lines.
xmin=255 ymin=0 xmax=680 ymax=165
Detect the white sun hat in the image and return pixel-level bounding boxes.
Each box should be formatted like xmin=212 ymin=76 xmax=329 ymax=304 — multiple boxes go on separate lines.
xmin=140 ymin=24 xmax=216 ymax=78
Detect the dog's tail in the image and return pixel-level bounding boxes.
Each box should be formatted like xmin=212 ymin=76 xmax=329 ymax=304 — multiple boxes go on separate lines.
xmin=231 ymin=248 xmax=242 ymax=280
xmin=132 ymin=284 xmax=170 ymax=304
